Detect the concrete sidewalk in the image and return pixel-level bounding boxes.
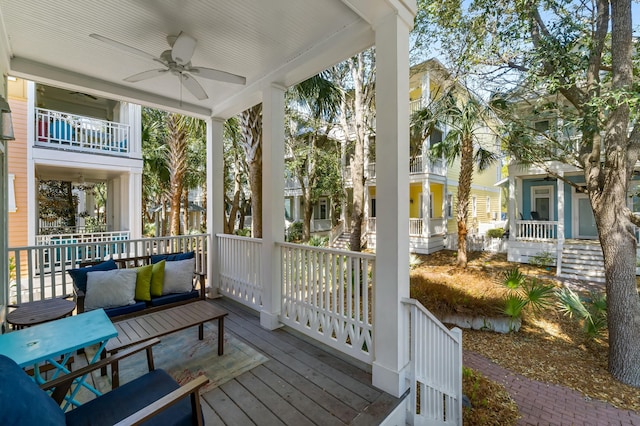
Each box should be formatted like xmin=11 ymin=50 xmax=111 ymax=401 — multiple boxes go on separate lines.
xmin=464 ymin=351 xmax=640 ymax=426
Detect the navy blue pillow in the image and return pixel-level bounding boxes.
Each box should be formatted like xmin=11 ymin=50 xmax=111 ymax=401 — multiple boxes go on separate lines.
xmin=69 ymin=259 xmax=118 ymax=293
xmin=150 ymin=251 xmax=195 ymax=264
xmin=0 ymin=355 xmax=65 ymax=425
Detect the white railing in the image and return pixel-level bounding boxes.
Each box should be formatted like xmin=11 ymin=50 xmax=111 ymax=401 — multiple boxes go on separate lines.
xmin=403 ymin=298 xmax=462 ymax=425
xmin=217 ymin=234 xmax=263 ymax=311
xmin=39 ymin=222 xmax=108 ymax=235
xmin=329 ymin=220 xmax=345 ymax=246
xmin=279 ymin=242 xmax=375 ymax=363
xmin=429 ymin=218 xmax=447 ymax=235
xmin=409 ymin=156 xmax=424 ymax=174
xmin=368 ymin=217 xmax=377 ymax=233
xmin=516 ymin=220 xmax=558 ymax=241
xmin=35 ymin=231 xmax=128 ymax=246
xmin=410 ymin=98 xmax=425 ymax=114
xmin=8 ymin=234 xmax=208 ymax=304
xmin=35 ymin=108 xmax=130 ymax=155
xmin=410 ymin=218 xmax=424 ymax=236
xmin=426 ymin=158 xmax=446 ymax=175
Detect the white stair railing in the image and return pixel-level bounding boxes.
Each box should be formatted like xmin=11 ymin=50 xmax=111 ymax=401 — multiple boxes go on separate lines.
xmin=403 ymin=298 xmax=463 ymax=425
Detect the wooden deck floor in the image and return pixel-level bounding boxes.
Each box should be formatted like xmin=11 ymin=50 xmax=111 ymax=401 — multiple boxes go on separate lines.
xmin=199 ymin=298 xmax=400 ymax=425
xmin=69 ymin=298 xmax=400 ymax=425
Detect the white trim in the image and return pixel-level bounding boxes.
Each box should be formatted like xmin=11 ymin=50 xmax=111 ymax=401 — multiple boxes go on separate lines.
xmin=8 ymin=173 xmax=15 ymax=212
xmin=572 ymin=186 xmax=598 ymax=239
xmin=472 ymin=195 xmax=477 ymax=218
xmin=530 ymin=185 xmax=554 ymax=221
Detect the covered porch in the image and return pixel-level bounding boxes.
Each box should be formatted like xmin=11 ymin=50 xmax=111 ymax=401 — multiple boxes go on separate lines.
xmin=0 ymin=0 xmax=462 ymax=424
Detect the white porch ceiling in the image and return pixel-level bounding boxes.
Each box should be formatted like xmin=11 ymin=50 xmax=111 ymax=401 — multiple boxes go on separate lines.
xmin=0 ymin=0 xmax=411 ymax=118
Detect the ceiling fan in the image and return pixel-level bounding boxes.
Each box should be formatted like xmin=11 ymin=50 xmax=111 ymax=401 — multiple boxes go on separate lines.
xmin=89 ymin=32 xmax=246 ymax=101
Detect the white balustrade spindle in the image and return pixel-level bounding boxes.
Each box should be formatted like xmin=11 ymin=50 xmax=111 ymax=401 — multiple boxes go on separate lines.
xmin=216 ymin=234 xmax=263 ymax=310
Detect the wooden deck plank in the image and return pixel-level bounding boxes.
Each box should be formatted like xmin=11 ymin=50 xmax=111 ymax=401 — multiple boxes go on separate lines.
xmin=203 ymin=386 xmax=255 ymax=425
xmin=219 ymin=378 xmax=287 ymax=426
xmin=220 ymin=302 xmax=373 ymax=410
xmin=235 ymin=371 xmax=316 ymax=426
xmin=249 ymin=365 xmax=346 ymax=426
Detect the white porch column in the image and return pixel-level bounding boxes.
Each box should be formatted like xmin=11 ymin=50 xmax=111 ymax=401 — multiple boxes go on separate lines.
xmin=556 ymin=171 xmax=565 ymax=274
xmin=260 ymin=84 xmax=286 ymax=330
xmin=293 ymin=195 xmax=300 ymax=221
xmin=508 ymin=171 xmax=516 ymax=240
xmin=422 ymin=180 xmax=429 ymax=237
xmin=128 ymin=171 xmax=142 ymax=239
xmin=421 ymin=70 xmax=430 ymax=108
xmin=372 ymin=12 xmax=412 ymax=397
xmin=206 ymin=118 xmax=225 ymax=296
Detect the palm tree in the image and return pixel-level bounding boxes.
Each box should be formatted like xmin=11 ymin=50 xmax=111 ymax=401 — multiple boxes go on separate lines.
xmin=287 ymin=74 xmax=342 ymax=241
xmin=413 ymin=90 xmax=497 ymax=267
xmin=239 ymin=104 xmax=263 ymax=238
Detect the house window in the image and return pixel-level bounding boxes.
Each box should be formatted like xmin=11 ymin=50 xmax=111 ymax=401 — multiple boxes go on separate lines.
xmin=446 ymin=193 xmax=453 ymax=218
xmin=486 ymin=196 xmax=491 ymax=214
xmin=370 ymin=198 xmax=376 ymax=217
xmin=314 ymin=198 xmax=328 ymax=220
xmin=8 ymin=173 xmax=16 ymax=213
xmin=429 ymin=193 xmax=434 ymax=219
xmin=531 ymin=186 xmax=553 ymax=220
xmin=534 ymin=120 xmax=550 ymax=134
xmin=472 ymin=196 xmax=477 ymax=218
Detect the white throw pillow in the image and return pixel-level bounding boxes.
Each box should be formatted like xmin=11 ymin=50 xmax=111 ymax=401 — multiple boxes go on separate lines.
xmin=162 ymin=258 xmax=195 ymax=295
xmin=85 ymin=269 xmax=137 ymax=310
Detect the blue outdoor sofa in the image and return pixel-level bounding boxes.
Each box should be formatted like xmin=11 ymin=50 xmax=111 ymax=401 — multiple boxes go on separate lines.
xmin=0 ymin=339 xmax=208 ymax=425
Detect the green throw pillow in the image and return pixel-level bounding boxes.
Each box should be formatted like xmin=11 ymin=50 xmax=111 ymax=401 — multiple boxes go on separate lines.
xmin=150 ymin=260 xmax=166 ymax=297
xmin=134 ymin=264 xmax=153 ymax=301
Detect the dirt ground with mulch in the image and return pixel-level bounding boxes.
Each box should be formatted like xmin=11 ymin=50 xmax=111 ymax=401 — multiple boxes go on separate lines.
xmin=410 ymin=250 xmax=640 ymax=415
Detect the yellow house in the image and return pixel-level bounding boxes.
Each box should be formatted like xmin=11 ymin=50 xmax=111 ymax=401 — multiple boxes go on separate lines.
xmin=362 ymin=59 xmax=503 ymax=254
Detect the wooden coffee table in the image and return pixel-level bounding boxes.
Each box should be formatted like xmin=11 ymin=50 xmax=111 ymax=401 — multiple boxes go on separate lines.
xmin=7 ymin=298 xmax=76 ymax=329
xmin=104 ymin=301 xmax=228 ymax=387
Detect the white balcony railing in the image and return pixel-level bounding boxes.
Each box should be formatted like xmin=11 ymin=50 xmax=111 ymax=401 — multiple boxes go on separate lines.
xmin=403 ymin=298 xmax=463 ymax=425
xmin=217 ymin=234 xmax=263 ymax=311
xmin=280 ymin=242 xmax=375 ymax=363
xmin=410 ymin=98 xmax=425 ymax=114
xmin=516 ymin=220 xmax=558 ymax=240
xmin=36 ymin=108 xmax=130 ymax=155
xmin=409 ymin=218 xmax=423 ymax=236
xmin=8 ymin=234 xmax=208 ymax=304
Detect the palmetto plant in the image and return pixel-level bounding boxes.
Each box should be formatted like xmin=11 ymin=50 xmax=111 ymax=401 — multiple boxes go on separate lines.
xmin=557 ymin=288 xmax=607 ymax=338
xmin=500 ymin=267 xmax=555 ymax=321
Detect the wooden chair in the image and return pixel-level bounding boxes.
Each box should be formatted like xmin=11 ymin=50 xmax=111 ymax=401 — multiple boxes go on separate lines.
xmin=0 ymin=339 xmax=208 ymax=426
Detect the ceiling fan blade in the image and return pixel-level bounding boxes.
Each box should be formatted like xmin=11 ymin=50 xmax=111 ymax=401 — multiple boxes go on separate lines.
xmin=90 ymin=33 xmax=160 ymax=63
xmin=124 ymin=69 xmax=168 ymax=82
xmin=181 ymin=73 xmax=208 ymax=100
xmin=171 ymin=31 xmax=197 ymax=65
xmin=189 ymin=67 xmax=246 ymax=85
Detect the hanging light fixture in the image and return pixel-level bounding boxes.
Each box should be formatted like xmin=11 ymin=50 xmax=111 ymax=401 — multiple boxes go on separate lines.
xmin=0 ymin=96 xmax=14 ymax=140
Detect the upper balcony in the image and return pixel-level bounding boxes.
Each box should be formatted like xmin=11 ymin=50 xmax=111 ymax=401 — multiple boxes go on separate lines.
xmin=35 ymin=107 xmax=130 ymax=156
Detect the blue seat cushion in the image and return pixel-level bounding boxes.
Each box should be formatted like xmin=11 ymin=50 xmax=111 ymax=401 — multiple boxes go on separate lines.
xmin=65 ymin=369 xmax=197 ymax=426
xmin=0 ymin=354 xmax=66 ymax=426
xmin=69 ymin=259 xmax=118 ymax=293
xmin=150 ymin=290 xmax=199 ymax=307
xmin=104 ymin=301 xmax=147 ymax=318
xmin=151 ymin=251 xmax=195 ymax=264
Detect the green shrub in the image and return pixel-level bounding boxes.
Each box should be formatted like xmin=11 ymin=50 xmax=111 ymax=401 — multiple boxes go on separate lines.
xmin=234 ymin=228 xmax=251 ymax=237
xmin=486 ymin=228 xmax=505 ymax=238
xmin=287 ymin=222 xmax=303 ymax=241
xmin=557 ymin=288 xmax=607 ymax=338
xmin=529 ymin=251 xmax=555 ymax=267
xmin=308 ymin=235 xmax=329 ymax=247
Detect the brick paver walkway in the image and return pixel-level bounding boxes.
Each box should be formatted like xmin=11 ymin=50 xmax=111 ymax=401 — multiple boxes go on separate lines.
xmin=464 ymin=351 xmax=640 ymax=426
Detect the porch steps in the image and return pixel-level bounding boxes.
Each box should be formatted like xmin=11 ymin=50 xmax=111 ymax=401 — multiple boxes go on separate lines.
xmin=559 ymin=243 xmax=606 ymax=283
xmin=331 ymin=232 xmax=351 ymax=250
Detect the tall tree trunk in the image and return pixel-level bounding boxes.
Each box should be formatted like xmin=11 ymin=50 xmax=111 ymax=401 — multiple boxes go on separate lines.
xmin=239 ymin=104 xmax=263 ymax=238
xmin=166 ymin=113 xmax=188 ymax=236
xmin=456 ymin=136 xmax=474 ymax=267
xmin=301 ymin=185 xmax=313 ymax=242
xmin=182 ymin=189 xmax=189 ymax=234
xmin=592 ymin=0 xmax=640 ymax=387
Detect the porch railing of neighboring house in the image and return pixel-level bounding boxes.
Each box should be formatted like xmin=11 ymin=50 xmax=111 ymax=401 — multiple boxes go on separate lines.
xmin=8 ymin=234 xmax=208 ymax=304
xmin=403 ymin=298 xmax=462 ymax=425
xmin=367 ymin=217 xmax=377 ymax=234
xmin=35 ymin=230 xmax=126 ymax=246
xmin=217 ymin=234 xmax=263 ymax=311
xmin=280 ymin=242 xmax=375 ymax=364
xmin=35 ymin=107 xmax=130 ymax=155
xmin=371 ymin=217 xmax=445 ymax=238
xmin=515 ymin=220 xmax=558 ymax=241
xmin=410 ymin=98 xmax=426 ymax=114
xmin=410 ymin=218 xmax=423 ymax=236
